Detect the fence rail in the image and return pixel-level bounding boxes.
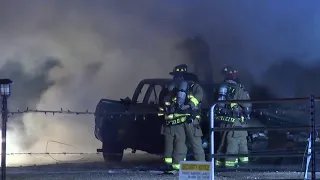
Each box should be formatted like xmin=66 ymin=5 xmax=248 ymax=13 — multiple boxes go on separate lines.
xmin=0 ymin=96 xmax=319 ymax=180
xmin=211 ymin=126 xmax=316 ymax=131
xmin=211 ymin=96 xmax=320 ymax=104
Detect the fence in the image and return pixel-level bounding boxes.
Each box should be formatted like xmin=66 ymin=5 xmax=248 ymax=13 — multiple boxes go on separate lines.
xmin=210 ymin=95 xmax=319 ymax=180
xmin=1 ymin=107 xmax=96 ymax=180
xmin=0 ymin=96 xmax=319 ymax=180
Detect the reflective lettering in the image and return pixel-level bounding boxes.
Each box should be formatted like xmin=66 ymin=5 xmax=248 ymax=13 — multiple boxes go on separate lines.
xmin=181 ymin=164 xmax=210 ymax=171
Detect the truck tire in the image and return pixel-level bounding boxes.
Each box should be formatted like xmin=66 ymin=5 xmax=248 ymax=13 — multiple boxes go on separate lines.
xmin=102 ymin=141 xmax=124 ymax=163
xmin=101 ymin=122 xmax=124 ymax=163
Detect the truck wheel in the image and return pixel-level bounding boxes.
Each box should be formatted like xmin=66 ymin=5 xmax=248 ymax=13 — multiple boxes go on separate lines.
xmin=102 ymin=140 xmax=124 ymax=163
xmin=101 ymin=122 xmax=124 ymax=163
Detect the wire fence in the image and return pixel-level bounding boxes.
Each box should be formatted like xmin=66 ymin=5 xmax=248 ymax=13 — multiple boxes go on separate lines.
xmin=5 ymin=96 xmax=318 ymax=116
xmin=1 ymin=96 xmax=319 ymax=180
xmin=5 ymin=152 xmax=101 ymax=155
xmin=7 ymin=108 xmax=95 ymax=115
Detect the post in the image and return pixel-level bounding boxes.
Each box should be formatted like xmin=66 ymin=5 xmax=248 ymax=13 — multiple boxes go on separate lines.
xmin=1 ymin=96 xmax=7 ymax=180
xmin=0 ymin=79 xmax=12 ymax=180
xmin=310 ymin=95 xmax=316 ymax=180
xmin=304 ymin=133 xmax=312 ymax=180
xmin=210 ymin=104 xmax=216 ymax=180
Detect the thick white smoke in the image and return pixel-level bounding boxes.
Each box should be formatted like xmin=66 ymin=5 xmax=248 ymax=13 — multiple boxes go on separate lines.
xmin=1 ymin=0 xmax=320 ymax=166
xmin=0 ymin=1 xmax=187 ymax=166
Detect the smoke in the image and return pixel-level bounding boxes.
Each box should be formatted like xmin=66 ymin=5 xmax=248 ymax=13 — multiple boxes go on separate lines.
xmin=0 ymin=0 xmax=320 ymax=166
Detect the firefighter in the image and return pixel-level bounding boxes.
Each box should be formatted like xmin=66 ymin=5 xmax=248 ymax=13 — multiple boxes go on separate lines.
xmin=159 ymin=64 xmax=205 ymax=172
xmin=215 ymin=65 xmax=252 ymax=168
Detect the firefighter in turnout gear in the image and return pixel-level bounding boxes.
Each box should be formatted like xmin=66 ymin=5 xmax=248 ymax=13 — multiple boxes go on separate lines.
xmin=158 ymin=64 xmax=205 ymax=171
xmin=215 ymin=66 xmax=252 ymax=168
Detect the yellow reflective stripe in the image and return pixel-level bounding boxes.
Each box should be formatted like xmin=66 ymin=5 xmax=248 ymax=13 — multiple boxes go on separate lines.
xmin=230 ymin=103 xmax=237 ymax=108
xmin=172 ymin=97 xmax=177 ymax=103
xmin=164 ymin=158 xmax=172 ymax=164
xmin=165 ymin=102 xmax=171 ymax=106
xmin=216 ymin=116 xmax=235 ymax=123
xmin=172 ymin=164 xmax=180 ymax=170
xmin=188 ymin=94 xmax=199 ymax=106
xmin=166 ymin=117 xmax=187 ymax=125
xmin=158 ymin=107 xmax=165 ymax=116
xmin=240 ymin=116 xmax=245 ymax=122
xmin=165 ymin=114 xmax=174 ymax=119
xmin=173 ymin=114 xmax=190 ymax=118
xmin=225 ymin=160 xmax=237 ymax=167
xmin=216 ymin=160 xmax=223 ymax=166
xmin=175 ymin=67 xmax=187 ymax=72
xmin=239 ymin=157 xmax=248 ymax=162
xmin=165 ymin=114 xmax=190 ymax=120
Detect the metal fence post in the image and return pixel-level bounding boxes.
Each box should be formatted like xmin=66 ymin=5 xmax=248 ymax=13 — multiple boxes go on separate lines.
xmin=210 ymin=104 xmax=216 ymax=180
xmin=1 ymin=96 xmax=8 ymax=180
xmin=310 ymin=95 xmax=316 ymax=180
xmin=304 ymin=133 xmax=312 ymax=180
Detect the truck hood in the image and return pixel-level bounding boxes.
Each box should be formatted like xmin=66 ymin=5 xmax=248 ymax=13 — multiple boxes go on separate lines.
xmin=94 ymin=98 xmax=130 ymax=141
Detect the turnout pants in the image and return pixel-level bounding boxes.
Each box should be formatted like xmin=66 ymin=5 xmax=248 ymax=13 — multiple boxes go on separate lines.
xmin=162 ymin=119 xmax=205 ymax=170
xmin=216 ymin=120 xmax=249 ymax=167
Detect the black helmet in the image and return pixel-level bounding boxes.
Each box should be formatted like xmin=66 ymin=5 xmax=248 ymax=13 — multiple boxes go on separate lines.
xmin=169 ymin=64 xmax=188 ymax=76
xmin=169 ymin=64 xmax=199 ymax=82
xmin=221 ymin=65 xmax=239 ymax=81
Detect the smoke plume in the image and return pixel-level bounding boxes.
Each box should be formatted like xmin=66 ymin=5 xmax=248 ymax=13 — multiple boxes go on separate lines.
xmin=1 ymin=0 xmax=320 ymax=166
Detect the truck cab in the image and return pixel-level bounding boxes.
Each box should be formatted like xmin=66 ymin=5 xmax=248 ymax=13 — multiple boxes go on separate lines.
xmin=94 ymin=79 xmax=171 ymax=162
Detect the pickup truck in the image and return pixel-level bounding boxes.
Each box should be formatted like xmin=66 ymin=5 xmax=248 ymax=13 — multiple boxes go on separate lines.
xmin=94 ymin=78 xmax=318 ymax=164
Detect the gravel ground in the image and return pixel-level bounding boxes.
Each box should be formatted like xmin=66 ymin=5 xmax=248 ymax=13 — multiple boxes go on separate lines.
xmin=5 ymin=169 xmax=320 ymax=180
xmin=4 ymin=151 xmax=319 ymax=180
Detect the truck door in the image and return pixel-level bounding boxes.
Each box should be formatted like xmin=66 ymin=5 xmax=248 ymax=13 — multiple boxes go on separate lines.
xmin=137 ymin=84 xmax=166 ymax=154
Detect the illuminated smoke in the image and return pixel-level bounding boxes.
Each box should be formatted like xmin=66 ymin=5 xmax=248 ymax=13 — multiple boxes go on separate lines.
xmin=0 ymin=0 xmax=320 ymax=166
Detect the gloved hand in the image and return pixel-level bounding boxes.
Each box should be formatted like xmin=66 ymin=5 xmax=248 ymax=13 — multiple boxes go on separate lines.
xmin=174 ymin=104 xmax=191 ymax=114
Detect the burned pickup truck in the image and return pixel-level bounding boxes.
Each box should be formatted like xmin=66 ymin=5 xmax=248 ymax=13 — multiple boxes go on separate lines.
xmin=94 ymin=78 xmax=318 ymax=164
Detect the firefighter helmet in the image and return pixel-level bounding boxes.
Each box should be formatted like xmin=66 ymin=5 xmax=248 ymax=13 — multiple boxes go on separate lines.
xmin=169 ymin=64 xmax=199 ymax=82
xmin=169 ymin=64 xmax=188 ymax=76
xmin=221 ymin=65 xmax=239 ymax=81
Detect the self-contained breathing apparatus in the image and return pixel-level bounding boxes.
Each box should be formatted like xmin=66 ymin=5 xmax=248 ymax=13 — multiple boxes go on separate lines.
xmin=165 ymin=79 xmax=200 ymax=125
xmin=218 ymin=65 xmax=252 ymax=122
xmin=216 ymin=82 xmax=252 ymax=123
